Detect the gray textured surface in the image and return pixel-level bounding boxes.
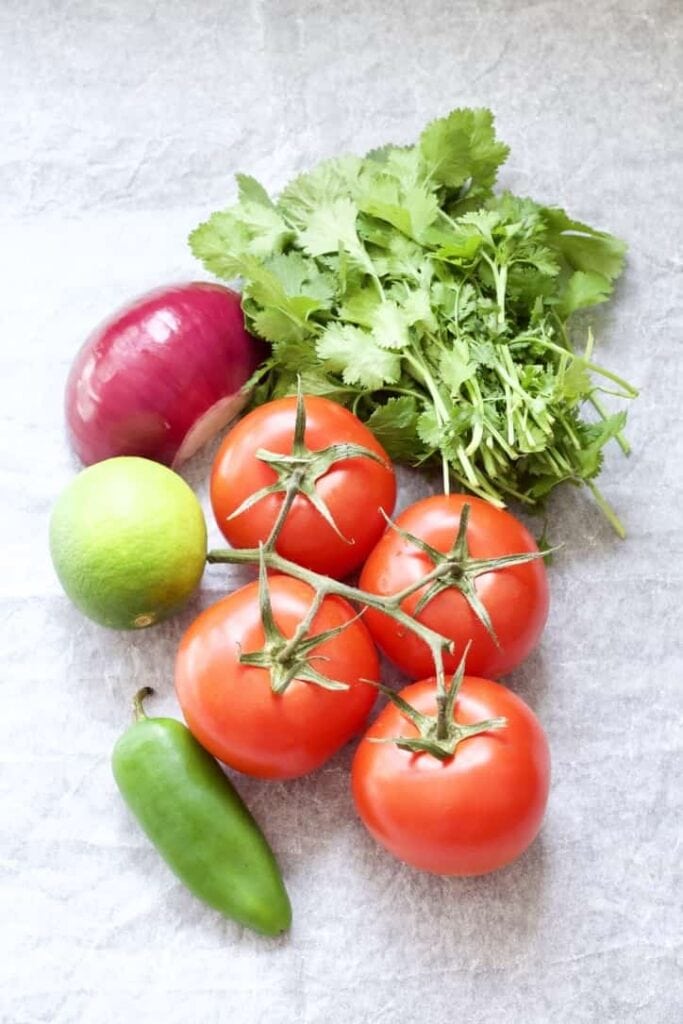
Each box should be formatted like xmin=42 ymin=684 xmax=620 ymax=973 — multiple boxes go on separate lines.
xmin=1 ymin=1 xmax=682 ymax=1022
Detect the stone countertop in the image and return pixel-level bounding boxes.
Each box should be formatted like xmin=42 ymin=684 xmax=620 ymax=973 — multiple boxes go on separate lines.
xmin=1 ymin=2 xmax=681 ymax=1022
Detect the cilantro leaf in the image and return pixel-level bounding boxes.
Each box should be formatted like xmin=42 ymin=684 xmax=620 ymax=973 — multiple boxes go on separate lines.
xmin=559 ymin=357 xmax=592 ymax=399
xmin=236 ymin=173 xmax=275 ymax=208
xmin=416 ymin=408 xmax=442 ymax=449
xmin=339 ymin=287 xmax=381 ymax=327
xmin=241 ymin=259 xmax=324 ymax=338
xmin=400 ymin=287 xmax=436 ymax=330
xmin=189 ymin=211 xmax=251 ymax=280
xmin=366 ymin=397 xmax=422 ymax=460
xmin=368 ymin=300 xmax=411 ymax=350
xmin=357 ymin=172 xmax=439 ymax=241
xmin=573 ymin=412 xmax=628 ymax=479
xmin=365 ymin=144 xmax=423 ymax=187
xmin=190 ymin=107 xmax=633 ymax=534
xmin=419 ymin=108 xmax=509 ymax=191
xmin=298 ymin=197 xmax=362 ymax=256
xmin=433 ymin=233 xmax=483 ymax=263
xmin=556 ymin=269 xmax=614 ymax=317
xmin=264 ymin=252 xmax=335 ymax=303
xmin=315 ymin=323 xmax=402 ymax=389
xmin=439 ymin=339 xmax=475 ymax=394
xmin=278 ymin=156 xmax=361 ymax=225
xmin=543 ymin=207 xmax=627 ymax=281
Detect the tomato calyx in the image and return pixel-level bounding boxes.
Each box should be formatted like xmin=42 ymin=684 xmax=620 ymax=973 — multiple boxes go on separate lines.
xmin=384 ymin=502 xmax=548 ymax=644
xmin=226 ymin=384 xmax=387 ymax=545
xmin=238 ymin=549 xmax=355 ymax=694
xmin=368 ymin=647 xmax=507 ymax=761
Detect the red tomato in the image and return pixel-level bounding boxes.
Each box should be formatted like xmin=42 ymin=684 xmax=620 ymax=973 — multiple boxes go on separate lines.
xmin=359 ymin=494 xmax=549 ymax=679
xmin=352 ymin=676 xmax=550 ymax=875
xmin=210 ymin=395 xmax=396 ymax=578
xmin=175 ymin=576 xmax=379 ymax=780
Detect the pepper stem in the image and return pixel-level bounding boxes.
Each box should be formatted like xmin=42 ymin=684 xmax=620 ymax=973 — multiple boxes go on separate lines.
xmin=132 ymin=686 xmax=154 ymax=721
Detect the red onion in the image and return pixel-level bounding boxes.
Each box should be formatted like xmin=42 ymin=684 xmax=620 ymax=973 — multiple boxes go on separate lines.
xmin=65 ymin=283 xmax=264 ymax=467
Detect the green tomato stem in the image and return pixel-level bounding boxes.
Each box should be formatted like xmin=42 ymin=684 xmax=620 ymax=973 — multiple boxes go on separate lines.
xmin=207 ymin=546 xmax=452 ymax=683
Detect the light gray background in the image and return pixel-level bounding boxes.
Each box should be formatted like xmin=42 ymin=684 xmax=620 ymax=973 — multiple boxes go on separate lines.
xmin=1 ymin=2 xmax=681 ymax=1022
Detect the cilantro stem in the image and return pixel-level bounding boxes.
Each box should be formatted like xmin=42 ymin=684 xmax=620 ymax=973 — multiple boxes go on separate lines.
xmin=514 ymin=335 xmax=637 ymax=397
xmin=403 ymin=348 xmax=452 ymax=495
xmin=387 ymin=385 xmax=426 ymax=401
xmin=481 ymin=252 xmax=507 ymax=330
xmin=455 ymin=445 xmax=479 ymax=487
xmin=464 ymin=414 xmax=484 ymax=458
xmin=496 ymin=264 xmax=507 ymax=330
xmin=558 ymin=414 xmax=581 ymax=450
xmin=589 ymin=394 xmax=631 ymax=455
xmin=437 ymin=208 xmax=459 ymax=231
xmin=586 ymin=481 xmax=626 ymax=539
xmin=441 ymin=459 xmax=451 ymax=495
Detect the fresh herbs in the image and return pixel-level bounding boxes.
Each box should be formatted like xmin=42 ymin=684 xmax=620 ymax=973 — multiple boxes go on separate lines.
xmin=190 ymin=108 xmax=636 ymax=533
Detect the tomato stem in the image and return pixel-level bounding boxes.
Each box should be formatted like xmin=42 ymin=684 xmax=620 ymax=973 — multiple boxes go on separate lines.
xmin=369 ymin=647 xmax=507 ymax=761
xmin=374 ymin=505 xmax=552 ymax=646
xmin=435 ymin=692 xmax=449 ymax=740
xmin=263 ymin=472 xmax=302 ymax=551
xmin=229 ymin=380 xmax=388 ymax=550
xmin=208 ymin=545 xmax=453 ymax=687
xmin=210 ymin=497 xmax=552 ymax=700
xmin=238 ymin=549 xmax=353 ymax=693
xmin=211 ymin=397 xmax=546 ymax=699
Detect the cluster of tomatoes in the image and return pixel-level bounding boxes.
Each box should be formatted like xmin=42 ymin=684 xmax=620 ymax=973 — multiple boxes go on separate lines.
xmin=175 ymin=395 xmax=551 ymax=877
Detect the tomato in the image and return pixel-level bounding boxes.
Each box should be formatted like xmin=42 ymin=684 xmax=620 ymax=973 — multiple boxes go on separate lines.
xmin=352 ymin=676 xmax=550 ymax=875
xmin=358 ymin=494 xmax=549 ymax=679
xmin=210 ymin=395 xmax=396 ymax=578
xmin=175 ymin=575 xmax=379 ymax=780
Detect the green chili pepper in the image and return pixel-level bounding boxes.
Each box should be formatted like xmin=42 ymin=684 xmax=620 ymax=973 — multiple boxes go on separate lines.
xmin=111 ymin=687 xmax=291 ymax=936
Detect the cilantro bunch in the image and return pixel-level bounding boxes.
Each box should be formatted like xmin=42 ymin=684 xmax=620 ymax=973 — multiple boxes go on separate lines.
xmin=190 ymin=108 xmax=636 ymax=534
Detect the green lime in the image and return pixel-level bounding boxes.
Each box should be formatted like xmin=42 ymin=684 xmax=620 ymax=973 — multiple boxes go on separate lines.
xmin=50 ymin=457 xmax=207 ymax=629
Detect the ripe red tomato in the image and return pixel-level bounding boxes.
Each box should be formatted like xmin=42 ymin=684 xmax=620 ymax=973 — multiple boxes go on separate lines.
xmin=352 ymin=676 xmax=550 ymax=875
xmin=175 ymin=575 xmax=379 ymax=780
xmin=358 ymin=494 xmax=549 ymax=679
xmin=210 ymin=395 xmax=396 ymax=578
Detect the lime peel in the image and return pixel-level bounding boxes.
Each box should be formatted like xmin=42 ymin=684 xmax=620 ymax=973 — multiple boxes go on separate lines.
xmin=50 ymin=457 xmax=207 ymax=630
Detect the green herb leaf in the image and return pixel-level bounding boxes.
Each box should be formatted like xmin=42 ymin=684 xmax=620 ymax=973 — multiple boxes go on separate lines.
xmin=368 ymin=300 xmax=411 ymax=350
xmin=420 ymin=108 xmax=509 ymax=191
xmin=316 ymin=323 xmax=402 ymax=389
xmin=543 ymin=207 xmax=627 ymax=281
xmin=190 ymin=108 xmax=633 ymax=534
xmin=439 ymin=340 xmax=475 ymax=394
xmin=189 ymin=212 xmax=250 ymax=280
xmin=557 ymin=269 xmax=614 ymax=316
xmin=366 ymin=397 xmax=422 ymax=460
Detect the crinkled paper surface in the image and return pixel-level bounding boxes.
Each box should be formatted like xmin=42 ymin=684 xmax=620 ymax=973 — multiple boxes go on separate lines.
xmin=1 ymin=1 xmax=681 ymax=1021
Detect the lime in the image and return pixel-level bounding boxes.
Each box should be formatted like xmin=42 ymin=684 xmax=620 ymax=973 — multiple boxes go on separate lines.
xmin=50 ymin=457 xmax=207 ymax=629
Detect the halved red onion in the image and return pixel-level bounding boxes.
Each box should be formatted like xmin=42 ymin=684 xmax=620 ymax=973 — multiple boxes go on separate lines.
xmin=65 ymin=283 xmax=264 ymax=467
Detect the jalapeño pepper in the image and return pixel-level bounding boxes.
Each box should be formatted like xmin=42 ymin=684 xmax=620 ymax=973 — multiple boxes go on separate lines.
xmin=112 ymin=688 xmax=291 ymax=936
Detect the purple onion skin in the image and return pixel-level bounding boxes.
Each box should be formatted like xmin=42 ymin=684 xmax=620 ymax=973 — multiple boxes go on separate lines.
xmin=65 ymin=283 xmax=265 ymax=468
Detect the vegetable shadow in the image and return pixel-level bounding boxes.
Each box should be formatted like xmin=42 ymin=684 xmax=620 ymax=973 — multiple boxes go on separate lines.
xmin=346 ymin=810 xmax=550 ymax=963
